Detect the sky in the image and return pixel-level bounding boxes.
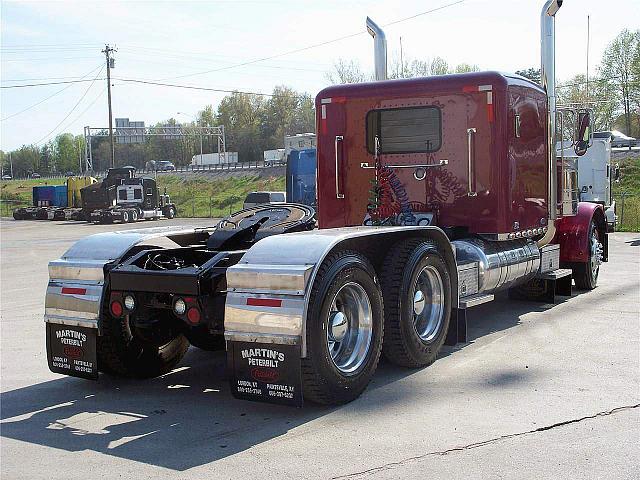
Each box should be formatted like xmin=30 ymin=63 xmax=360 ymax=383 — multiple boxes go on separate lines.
xmin=1 ymin=0 xmax=638 ymax=152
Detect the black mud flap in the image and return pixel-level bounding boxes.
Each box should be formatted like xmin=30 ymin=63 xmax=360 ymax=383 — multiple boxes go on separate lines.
xmin=46 ymin=323 xmax=98 ymax=380
xmin=228 ymin=341 xmax=303 ymax=407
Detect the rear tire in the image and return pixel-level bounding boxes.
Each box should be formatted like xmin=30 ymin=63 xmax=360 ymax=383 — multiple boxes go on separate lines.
xmin=97 ymin=310 xmax=189 ymax=378
xmin=380 ymin=239 xmax=452 ymax=368
xmin=121 ymin=210 xmax=130 ymax=223
xmin=301 ymin=250 xmax=383 ymax=405
xmin=573 ymin=220 xmax=602 ymax=290
xmin=130 ymin=209 xmax=138 ymax=222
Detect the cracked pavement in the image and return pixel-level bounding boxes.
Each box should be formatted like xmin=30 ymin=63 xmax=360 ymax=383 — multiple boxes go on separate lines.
xmin=1 ymin=221 xmax=639 ymax=479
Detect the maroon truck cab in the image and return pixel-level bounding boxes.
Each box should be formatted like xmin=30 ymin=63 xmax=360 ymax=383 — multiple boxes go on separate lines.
xmin=316 ymin=71 xmax=550 ymax=239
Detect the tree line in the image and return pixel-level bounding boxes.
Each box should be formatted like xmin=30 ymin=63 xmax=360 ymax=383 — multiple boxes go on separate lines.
xmin=0 ymin=85 xmax=315 ymax=177
xmin=1 ymin=29 xmax=637 ymax=178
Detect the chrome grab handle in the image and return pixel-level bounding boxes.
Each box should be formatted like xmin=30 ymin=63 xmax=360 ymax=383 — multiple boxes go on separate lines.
xmin=360 ymin=160 xmax=448 ymax=169
xmin=467 ymin=128 xmax=477 ymax=196
xmin=335 ymin=135 xmax=344 ymax=199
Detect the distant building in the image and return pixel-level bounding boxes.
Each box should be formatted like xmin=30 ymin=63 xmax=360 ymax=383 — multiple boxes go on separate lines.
xmin=284 ymin=133 xmax=316 ymax=156
xmin=115 ymin=118 xmax=145 ymax=144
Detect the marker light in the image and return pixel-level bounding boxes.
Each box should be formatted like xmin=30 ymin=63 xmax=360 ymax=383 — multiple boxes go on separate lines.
xmin=187 ymin=307 xmax=201 ymax=324
xmin=124 ymin=295 xmax=136 ymax=311
xmin=174 ymin=298 xmax=187 ymax=315
xmin=110 ymin=301 xmax=123 ymax=317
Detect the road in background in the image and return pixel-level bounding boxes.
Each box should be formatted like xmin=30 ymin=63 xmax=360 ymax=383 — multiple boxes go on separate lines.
xmin=1 ymin=219 xmax=638 ymax=479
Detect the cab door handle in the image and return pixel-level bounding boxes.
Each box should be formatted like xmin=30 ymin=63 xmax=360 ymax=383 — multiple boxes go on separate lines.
xmin=335 ymin=135 xmax=345 ymax=199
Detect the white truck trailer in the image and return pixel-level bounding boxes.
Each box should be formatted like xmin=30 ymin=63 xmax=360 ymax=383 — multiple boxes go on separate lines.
xmin=191 ymin=152 xmax=239 ymax=166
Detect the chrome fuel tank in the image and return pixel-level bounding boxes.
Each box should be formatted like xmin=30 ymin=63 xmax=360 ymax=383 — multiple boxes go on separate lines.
xmin=453 ymin=239 xmax=540 ymax=294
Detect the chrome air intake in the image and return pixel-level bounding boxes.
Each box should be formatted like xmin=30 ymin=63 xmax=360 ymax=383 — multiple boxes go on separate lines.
xmin=453 ymin=239 xmax=540 ymax=294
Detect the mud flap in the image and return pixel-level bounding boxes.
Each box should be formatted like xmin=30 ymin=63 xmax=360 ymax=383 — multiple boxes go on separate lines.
xmin=46 ymin=323 xmax=98 ymax=380
xmin=228 ymin=341 xmax=303 ymax=407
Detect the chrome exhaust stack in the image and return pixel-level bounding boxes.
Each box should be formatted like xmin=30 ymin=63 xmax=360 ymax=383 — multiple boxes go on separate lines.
xmin=539 ymin=0 xmax=562 ymax=245
xmin=366 ymin=17 xmax=387 ymax=81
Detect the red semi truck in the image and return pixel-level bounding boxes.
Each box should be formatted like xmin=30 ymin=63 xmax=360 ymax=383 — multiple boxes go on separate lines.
xmin=45 ymin=0 xmax=607 ymax=406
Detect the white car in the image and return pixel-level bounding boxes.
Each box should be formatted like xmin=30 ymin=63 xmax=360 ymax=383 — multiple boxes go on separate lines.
xmin=243 ymin=191 xmax=286 ymax=209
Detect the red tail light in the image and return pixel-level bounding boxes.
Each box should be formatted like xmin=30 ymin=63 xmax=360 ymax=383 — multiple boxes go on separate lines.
xmin=110 ymin=301 xmax=123 ymax=317
xmin=186 ymin=307 xmax=201 ymax=324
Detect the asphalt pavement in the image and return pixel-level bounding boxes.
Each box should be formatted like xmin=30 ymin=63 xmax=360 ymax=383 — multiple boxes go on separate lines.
xmin=1 ymin=218 xmax=638 ymax=479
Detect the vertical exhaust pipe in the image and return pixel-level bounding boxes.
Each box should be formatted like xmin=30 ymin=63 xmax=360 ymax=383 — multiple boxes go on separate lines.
xmin=366 ymin=17 xmax=387 ymax=81
xmin=541 ymin=0 xmax=562 ymax=224
xmin=538 ymin=0 xmax=562 ymax=246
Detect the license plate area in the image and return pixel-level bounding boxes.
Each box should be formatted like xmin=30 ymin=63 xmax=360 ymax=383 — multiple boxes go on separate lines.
xmin=46 ymin=323 xmax=98 ymax=380
xmin=228 ymin=341 xmax=302 ymax=407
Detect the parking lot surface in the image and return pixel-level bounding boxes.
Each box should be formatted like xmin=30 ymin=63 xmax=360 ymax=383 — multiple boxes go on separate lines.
xmin=1 ymin=218 xmax=638 ymax=479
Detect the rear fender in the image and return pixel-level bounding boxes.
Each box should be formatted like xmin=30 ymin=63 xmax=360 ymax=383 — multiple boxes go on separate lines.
xmin=224 ymin=226 xmax=457 ymax=357
xmin=554 ymin=202 xmax=607 ymax=263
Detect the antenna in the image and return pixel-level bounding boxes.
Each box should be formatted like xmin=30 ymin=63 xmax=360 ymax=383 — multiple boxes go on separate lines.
xmin=586 ymin=15 xmax=590 ymax=102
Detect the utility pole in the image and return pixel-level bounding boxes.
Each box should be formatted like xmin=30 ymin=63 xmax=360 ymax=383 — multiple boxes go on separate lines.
xmin=102 ymin=44 xmax=116 ymax=168
xmin=9 ymin=152 xmax=13 ymax=178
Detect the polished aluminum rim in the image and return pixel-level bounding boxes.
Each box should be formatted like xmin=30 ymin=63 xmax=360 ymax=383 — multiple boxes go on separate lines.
xmin=590 ymin=229 xmax=603 ymax=279
xmin=413 ymin=265 xmax=444 ymax=343
xmin=327 ymin=282 xmax=373 ymax=375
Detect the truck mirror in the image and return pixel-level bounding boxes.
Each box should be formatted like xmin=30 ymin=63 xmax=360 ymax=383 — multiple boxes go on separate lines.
xmin=614 ymin=164 xmax=621 ymax=181
xmin=574 ymin=110 xmax=591 ymax=156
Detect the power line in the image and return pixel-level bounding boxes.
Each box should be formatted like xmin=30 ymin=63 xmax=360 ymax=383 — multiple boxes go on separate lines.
xmin=34 ymin=66 xmax=105 ymax=146
xmin=1 ymin=56 xmax=97 ymax=63
xmin=115 ymin=78 xmax=302 ymax=98
xmin=1 ymin=64 xmax=104 ymax=122
xmin=59 ymin=87 xmax=107 ymax=133
xmin=161 ymin=0 xmax=467 ymax=81
xmin=1 ymin=78 xmax=106 ymax=89
xmin=1 ymin=74 xmax=105 ymax=82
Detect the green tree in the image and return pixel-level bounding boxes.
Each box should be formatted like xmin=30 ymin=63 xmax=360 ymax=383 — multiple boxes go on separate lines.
xmin=557 ymin=74 xmax=617 ymax=136
xmin=599 ymin=29 xmax=640 ymax=137
xmin=11 ymin=145 xmax=39 ymax=177
xmin=454 ymin=63 xmax=480 ymax=74
xmin=515 ymin=68 xmax=541 ymax=85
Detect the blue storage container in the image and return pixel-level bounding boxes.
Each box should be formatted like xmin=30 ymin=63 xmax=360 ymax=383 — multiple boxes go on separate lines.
xmin=54 ymin=185 xmax=68 ymax=207
xmin=33 ymin=186 xmax=55 ymax=206
xmin=286 ymin=148 xmax=317 ymax=206
xmin=32 ymin=185 xmax=68 ymax=207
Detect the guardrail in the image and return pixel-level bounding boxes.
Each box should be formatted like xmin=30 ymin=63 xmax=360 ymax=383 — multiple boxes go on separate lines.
xmin=6 ymin=160 xmax=286 ymax=181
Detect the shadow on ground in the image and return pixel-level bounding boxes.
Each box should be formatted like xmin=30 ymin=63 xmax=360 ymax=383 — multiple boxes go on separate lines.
xmin=0 ymin=292 xmax=570 ymax=471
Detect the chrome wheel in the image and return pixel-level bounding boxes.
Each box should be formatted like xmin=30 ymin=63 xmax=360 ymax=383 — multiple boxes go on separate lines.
xmin=412 ymin=265 xmax=445 ymax=343
xmin=326 ymin=282 xmax=373 ymax=375
xmin=590 ymin=228 xmax=603 ymax=279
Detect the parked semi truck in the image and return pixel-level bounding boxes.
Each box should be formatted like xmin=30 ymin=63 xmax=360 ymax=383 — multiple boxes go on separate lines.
xmin=90 ymin=177 xmax=176 ymax=223
xmin=45 ymin=1 xmax=608 ymax=407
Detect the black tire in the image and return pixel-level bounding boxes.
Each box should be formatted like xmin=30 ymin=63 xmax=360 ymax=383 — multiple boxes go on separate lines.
xmin=97 ymin=309 xmax=189 ymax=378
xmin=121 ymin=210 xmax=130 ymax=223
xmin=185 ymin=329 xmax=225 ymax=351
xmin=573 ymin=220 xmax=602 ymax=290
xmin=130 ymin=209 xmax=138 ymax=222
xmin=166 ymin=207 xmax=175 ymax=219
xmin=301 ymin=250 xmax=383 ymax=405
xmin=380 ymin=239 xmax=452 ymax=368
